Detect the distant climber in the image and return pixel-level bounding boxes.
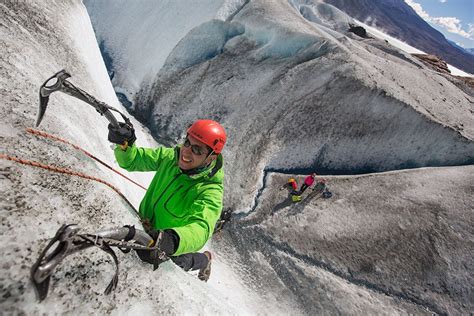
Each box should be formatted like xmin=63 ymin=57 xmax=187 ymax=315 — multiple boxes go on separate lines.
xmin=108 ymin=119 xmax=226 ymax=282
xmin=298 ymin=173 xmax=317 ymax=195
xmin=288 ymin=178 xmax=298 ymax=191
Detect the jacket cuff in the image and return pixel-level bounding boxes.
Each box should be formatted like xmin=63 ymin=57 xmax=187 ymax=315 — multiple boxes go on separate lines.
xmin=113 ymin=143 xmax=137 ymax=168
xmin=162 ymin=229 xmax=180 ymax=255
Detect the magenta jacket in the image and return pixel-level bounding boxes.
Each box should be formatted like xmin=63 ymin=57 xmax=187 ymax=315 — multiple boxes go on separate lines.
xmin=304 ymin=175 xmax=315 ymax=186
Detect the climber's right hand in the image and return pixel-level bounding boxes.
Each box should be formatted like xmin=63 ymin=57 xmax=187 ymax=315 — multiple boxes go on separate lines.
xmin=108 ymin=122 xmax=136 ymax=147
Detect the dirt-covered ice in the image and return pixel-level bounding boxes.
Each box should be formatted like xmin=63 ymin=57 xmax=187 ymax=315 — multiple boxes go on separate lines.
xmin=1 ymin=0 xmax=473 ymax=314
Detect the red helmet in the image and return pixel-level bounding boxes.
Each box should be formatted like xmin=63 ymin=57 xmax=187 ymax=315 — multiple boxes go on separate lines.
xmin=187 ymin=119 xmax=226 ymax=154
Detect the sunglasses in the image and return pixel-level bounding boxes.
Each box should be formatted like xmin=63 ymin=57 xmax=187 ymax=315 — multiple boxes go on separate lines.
xmin=183 ymin=138 xmax=209 ymax=156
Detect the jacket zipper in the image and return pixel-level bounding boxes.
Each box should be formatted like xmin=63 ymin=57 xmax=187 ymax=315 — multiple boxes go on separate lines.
xmin=164 ymin=184 xmax=198 ymax=218
xmin=150 ymin=173 xmax=181 ymax=224
xmin=163 ymin=184 xmax=184 ymax=217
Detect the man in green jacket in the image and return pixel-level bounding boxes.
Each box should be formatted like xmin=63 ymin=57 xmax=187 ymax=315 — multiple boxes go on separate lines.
xmin=108 ymin=119 xmax=226 ymax=281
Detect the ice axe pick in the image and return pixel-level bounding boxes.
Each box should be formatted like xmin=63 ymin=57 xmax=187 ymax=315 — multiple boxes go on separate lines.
xmin=37 ymin=69 xmax=130 ymax=128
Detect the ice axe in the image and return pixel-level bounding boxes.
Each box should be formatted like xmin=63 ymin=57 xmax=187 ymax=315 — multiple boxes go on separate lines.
xmin=37 ymin=69 xmax=130 ymax=129
xmin=30 ymin=224 xmax=160 ymax=301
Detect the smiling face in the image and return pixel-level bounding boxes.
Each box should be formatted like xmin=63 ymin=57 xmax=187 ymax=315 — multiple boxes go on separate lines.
xmin=178 ymin=135 xmax=216 ymax=170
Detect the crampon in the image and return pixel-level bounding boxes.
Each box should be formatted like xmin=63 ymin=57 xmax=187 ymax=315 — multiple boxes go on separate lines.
xmin=30 ymin=224 xmax=167 ymax=301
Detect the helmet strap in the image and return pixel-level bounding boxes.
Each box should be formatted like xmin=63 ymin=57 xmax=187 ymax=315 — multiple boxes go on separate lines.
xmin=198 ymin=150 xmax=215 ymax=169
xmin=205 ymin=150 xmax=215 ymax=160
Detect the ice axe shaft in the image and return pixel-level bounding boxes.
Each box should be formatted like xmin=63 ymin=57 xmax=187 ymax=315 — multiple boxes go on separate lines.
xmin=37 ymin=70 xmax=126 ymax=128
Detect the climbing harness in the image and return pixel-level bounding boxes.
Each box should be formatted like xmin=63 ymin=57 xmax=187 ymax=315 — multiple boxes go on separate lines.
xmin=30 ymin=224 xmax=167 ymax=301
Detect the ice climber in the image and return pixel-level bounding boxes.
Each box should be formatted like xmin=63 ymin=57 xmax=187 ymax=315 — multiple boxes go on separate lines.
xmin=299 ymin=173 xmax=317 ymax=195
xmin=107 ymin=119 xmax=226 ymax=282
xmin=288 ymin=178 xmax=298 ymax=191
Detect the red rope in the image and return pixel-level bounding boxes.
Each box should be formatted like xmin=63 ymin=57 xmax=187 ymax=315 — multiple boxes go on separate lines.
xmin=0 ymin=153 xmax=139 ymax=216
xmin=26 ymin=128 xmax=147 ymax=190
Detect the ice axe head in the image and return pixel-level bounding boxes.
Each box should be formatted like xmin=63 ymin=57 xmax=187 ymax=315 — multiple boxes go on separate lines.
xmin=36 ymin=70 xmax=71 ymax=127
xmin=30 ymin=224 xmax=80 ymax=301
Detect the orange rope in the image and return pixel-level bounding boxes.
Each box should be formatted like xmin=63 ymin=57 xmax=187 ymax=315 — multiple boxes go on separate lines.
xmin=0 ymin=153 xmax=139 ymax=216
xmin=26 ymin=128 xmax=147 ymax=190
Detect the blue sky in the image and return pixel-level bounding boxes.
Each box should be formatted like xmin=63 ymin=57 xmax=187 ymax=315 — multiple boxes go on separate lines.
xmin=405 ymin=0 xmax=474 ymax=48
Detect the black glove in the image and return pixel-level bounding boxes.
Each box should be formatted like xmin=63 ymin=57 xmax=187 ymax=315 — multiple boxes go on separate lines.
xmin=108 ymin=122 xmax=136 ymax=146
xmin=136 ymin=229 xmax=179 ymax=270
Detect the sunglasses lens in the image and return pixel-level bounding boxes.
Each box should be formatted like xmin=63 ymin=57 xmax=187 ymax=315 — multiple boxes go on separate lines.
xmin=183 ymin=138 xmax=204 ymax=155
xmin=192 ymin=146 xmax=203 ymax=155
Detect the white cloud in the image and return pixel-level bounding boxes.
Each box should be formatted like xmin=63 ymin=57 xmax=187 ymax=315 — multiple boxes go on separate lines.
xmin=404 ymin=0 xmax=473 ymax=39
xmin=432 ymin=17 xmax=471 ymax=38
xmin=405 ymin=0 xmax=430 ymax=19
xmin=439 ymin=0 xmax=447 ymax=3
xmin=469 ymin=23 xmax=474 ymax=35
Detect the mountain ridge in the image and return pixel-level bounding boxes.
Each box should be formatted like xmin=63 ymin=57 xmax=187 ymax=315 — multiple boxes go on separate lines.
xmin=323 ymin=0 xmax=474 ymax=74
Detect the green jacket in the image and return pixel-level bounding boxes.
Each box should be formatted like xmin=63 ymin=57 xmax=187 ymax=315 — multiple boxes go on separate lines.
xmin=114 ymin=144 xmax=224 ymax=256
